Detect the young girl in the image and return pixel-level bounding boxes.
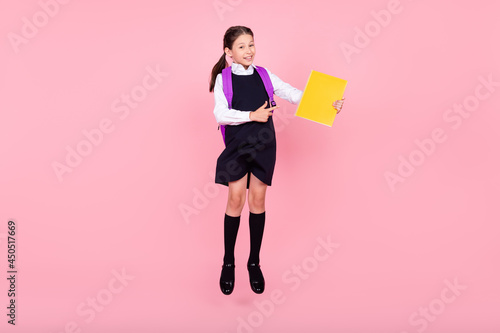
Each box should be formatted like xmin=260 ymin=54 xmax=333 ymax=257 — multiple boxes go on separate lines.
xmin=209 ymin=26 xmax=344 ymax=295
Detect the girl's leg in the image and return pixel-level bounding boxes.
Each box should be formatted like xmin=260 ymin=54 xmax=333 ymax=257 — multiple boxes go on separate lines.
xmin=225 ymin=173 xmax=248 ymax=217
xmin=248 ymin=172 xmax=267 ymax=214
xmin=247 ymin=172 xmax=267 ymax=263
xmin=220 ymin=173 xmax=248 ymax=295
xmin=246 ymin=172 xmax=267 ymax=294
xmin=223 ymin=173 xmax=248 ymax=264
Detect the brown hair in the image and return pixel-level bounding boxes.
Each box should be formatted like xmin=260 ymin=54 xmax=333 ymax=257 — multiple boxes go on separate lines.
xmin=209 ymin=26 xmax=254 ymax=92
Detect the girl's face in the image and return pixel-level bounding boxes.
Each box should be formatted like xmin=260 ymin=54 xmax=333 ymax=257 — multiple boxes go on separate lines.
xmin=225 ymin=34 xmax=255 ymax=70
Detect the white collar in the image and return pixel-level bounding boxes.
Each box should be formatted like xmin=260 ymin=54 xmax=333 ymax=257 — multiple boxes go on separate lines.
xmin=231 ymin=62 xmax=256 ymax=75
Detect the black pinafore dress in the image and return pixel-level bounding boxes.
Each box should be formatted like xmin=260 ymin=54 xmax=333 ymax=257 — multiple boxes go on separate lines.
xmin=215 ymin=70 xmax=276 ymax=189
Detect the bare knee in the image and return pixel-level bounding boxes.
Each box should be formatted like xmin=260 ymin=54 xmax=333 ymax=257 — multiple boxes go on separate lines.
xmin=248 ymin=194 xmax=265 ymax=213
xmin=227 ymin=192 xmax=246 ymax=212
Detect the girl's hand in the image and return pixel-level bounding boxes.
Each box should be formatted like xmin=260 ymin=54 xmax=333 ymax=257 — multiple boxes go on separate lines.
xmin=333 ymin=97 xmax=345 ymax=114
xmin=249 ymin=101 xmax=280 ymax=122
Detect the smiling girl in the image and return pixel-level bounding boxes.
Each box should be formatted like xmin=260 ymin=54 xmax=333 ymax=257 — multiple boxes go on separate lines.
xmin=209 ymin=26 xmax=344 ymax=295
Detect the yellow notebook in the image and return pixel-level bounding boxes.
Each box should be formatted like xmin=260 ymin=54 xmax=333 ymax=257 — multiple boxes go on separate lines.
xmin=295 ymin=70 xmax=348 ymax=127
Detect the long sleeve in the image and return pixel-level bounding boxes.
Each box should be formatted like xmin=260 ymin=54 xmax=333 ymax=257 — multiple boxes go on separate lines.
xmin=264 ymin=67 xmax=304 ymax=105
xmin=213 ymin=73 xmax=253 ymax=126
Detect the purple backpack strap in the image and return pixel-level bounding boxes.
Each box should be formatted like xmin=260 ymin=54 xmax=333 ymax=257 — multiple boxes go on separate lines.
xmin=222 ymin=67 xmax=233 ymax=109
xmin=254 ymin=66 xmax=276 ymax=107
xmin=219 ymin=67 xmax=233 ymax=145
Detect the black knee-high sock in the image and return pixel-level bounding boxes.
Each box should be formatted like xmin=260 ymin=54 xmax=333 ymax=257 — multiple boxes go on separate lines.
xmin=248 ymin=211 xmax=265 ymax=265
xmin=223 ymin=213 xmax=240 ymax=265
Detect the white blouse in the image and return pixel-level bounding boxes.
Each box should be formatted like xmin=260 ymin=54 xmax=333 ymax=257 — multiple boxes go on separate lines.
xmin=213 ymin=62 xmax=304 ymax=125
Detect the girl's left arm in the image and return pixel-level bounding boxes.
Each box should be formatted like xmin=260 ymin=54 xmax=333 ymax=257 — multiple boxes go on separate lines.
xmin=264 ymin=68 xmax=303 ymax=105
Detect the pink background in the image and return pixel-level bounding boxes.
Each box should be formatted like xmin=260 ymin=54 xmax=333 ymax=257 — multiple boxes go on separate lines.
xmin=1 ymin=0 xmax=499 ymax=332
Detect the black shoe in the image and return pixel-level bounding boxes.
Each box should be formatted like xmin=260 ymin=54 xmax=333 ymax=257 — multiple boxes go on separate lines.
xmin=247 ymin=263 xmax=265 ymax=294
xmin=220 ymin=263 xmax=235 ymax=295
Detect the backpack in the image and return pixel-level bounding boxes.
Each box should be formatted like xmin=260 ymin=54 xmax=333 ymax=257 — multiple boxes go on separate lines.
xmin=218 ymin=65 xmax=276 ymax=144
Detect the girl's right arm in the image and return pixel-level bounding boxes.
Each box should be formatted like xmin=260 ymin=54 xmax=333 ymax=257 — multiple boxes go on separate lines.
xmin=213 ymin=74 xmax=253 ymax=126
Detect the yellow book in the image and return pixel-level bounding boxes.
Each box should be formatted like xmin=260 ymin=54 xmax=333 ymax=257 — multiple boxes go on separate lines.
xmin=295 ymin=70 xmax=348 ymax=127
